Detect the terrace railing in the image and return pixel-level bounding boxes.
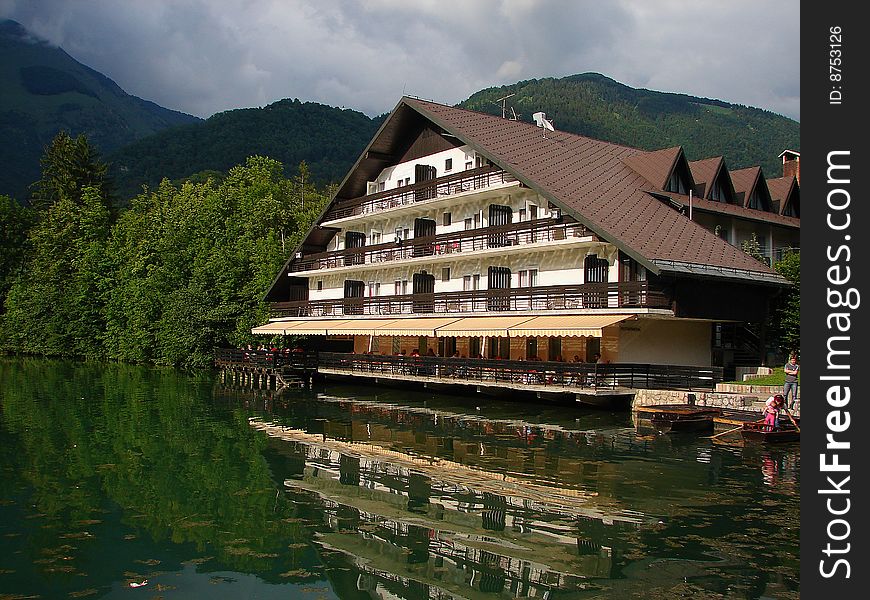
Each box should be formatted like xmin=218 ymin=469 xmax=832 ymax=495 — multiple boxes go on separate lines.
xmin=215 ymin=348 xmax=318 ymax=370
xmin=289 ymin=218 xmax=593 ymax=273
xmin=317 ymin=353 xmax=723 ymax=391
xmin=270 ymin=281 xmax=672 ymax=318
xmin=323 ymin=165 xmax=517 ymax=222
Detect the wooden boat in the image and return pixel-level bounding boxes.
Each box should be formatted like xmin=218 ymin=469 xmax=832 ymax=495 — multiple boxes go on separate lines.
xmin=741 ymin=420 xmax=800 ymax=443
xmin=636 ymin=404 xmax=720 ymax=433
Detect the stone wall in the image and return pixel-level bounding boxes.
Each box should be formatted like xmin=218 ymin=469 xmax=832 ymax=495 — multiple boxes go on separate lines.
xmin=632 ymin=387 xmax=800 ymax=415
xmin=632 ymin=389 xmax=759 ymax=410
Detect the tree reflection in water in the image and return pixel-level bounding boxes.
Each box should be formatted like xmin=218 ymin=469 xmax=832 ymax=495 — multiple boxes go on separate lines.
xmin=0 ymin=359 xmax=800 ymax=599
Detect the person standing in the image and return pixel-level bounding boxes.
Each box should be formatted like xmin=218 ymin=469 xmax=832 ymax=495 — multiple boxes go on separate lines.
xmin=783 ymin=354 xmax=799 ymax=410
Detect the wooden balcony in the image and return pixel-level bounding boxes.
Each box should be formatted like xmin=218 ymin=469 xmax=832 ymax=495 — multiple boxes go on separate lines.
xmin=289 ymin=218 xmax=595 ymax=274
xmin=323 ymin=165 xmax=518 ymax=223
xmin=270 ymin=281 xmax=672 ymax=318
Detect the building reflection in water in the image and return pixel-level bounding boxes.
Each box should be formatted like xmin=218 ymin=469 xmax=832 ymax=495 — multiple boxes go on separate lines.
xmin=224 ymin=385 xmax=799 ymax=599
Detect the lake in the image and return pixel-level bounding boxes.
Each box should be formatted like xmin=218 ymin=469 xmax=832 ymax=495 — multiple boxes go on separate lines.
xmin=0 ymin=359 xmax=799 ymax=599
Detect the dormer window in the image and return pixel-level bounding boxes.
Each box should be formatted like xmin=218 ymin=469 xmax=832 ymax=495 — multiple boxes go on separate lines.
xmin=710 ymin=180 xmax=723 ymax=202
xmin=747 ymin=188 xmax=772 ymax=212
xmin=666 ymin=169 xmax=689 ymax=194
xmin=783 ymin=190 xmax=800 ymax=217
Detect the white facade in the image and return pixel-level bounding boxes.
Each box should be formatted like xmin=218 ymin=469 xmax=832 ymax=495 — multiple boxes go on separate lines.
xmin=310 ymin=145 xmax=624 ymax=304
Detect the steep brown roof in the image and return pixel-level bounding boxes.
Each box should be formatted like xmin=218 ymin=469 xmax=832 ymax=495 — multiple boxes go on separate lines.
xmin=730 ymin=166 xmax=762 ymax=206
xmin=766 ymin=176 xmax=798 ymax=215
xmin=623 ymin=146 xmax=682 ymax=190
xmin=401 ymin=98 xmax=780 ymax=280
xmin=688 ymin=157 xmax=723 ymax=198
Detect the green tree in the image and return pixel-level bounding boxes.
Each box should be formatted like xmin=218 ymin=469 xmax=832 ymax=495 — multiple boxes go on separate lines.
xmin=773 ymin=250 xmax=800 ymax=353
xmin=0 ymin=195 xmax=35 ymax=310
xmin=740 ymin=233 xmax=767 ymax=264
xmin=30 ymin=131 xmax=113 ymax=211
xmin=103 ymin=157 xmax=328 ymax=367
xmin=1 ymin=186 xmax=111 ymax=356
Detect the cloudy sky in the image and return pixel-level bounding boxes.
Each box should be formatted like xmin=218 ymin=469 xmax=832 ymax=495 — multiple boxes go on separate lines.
xmin=2 ymin=0 xmax=800 ymax=121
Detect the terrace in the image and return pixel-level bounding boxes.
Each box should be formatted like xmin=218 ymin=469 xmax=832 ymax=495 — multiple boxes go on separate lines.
xmin=289 ymin=218 xmax=596 ymax=275
xmin=213 ymin=349 xmax=722 ymax=394
xmin=271 ymin=281 xmax=672 ymax=318
xmin=322 ymin=165 xmax=519 ymax=224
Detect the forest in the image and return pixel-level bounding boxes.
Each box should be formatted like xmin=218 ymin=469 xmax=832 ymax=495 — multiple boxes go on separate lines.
xmin=0 ymin=132 xmax=329 ymax=367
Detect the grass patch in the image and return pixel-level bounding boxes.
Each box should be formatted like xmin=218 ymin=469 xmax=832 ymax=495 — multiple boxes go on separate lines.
xmin=723 ymin=368 xmax=800 ymax=386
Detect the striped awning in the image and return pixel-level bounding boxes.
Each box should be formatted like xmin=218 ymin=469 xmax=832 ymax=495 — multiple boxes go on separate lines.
xmin=285 ymin=320 xmax=352 ymax=335
xmin=507 ymin=315 xmax=631 ymax=337
xmin=436 ymin=316 xmax=536 ymax=337
xmin=373 ymin=317 xmax=463 ymax=336
xmin=251 ymin=320 xmax=303 ymax=335
xmin=327 ymin=319 xmax=402 ymax=335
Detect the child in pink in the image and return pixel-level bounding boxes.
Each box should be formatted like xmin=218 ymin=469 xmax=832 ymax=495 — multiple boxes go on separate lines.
xmin=764 ymin=394 xmax=784 ymax=431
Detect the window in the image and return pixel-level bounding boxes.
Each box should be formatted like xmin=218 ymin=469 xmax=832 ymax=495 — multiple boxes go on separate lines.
xmin=465 ymin=161 xmax=473 ymax=170
xmin=377 ymin=181 xmax=386 ymax=192
xmin=442 ymin=212 xmax=451 ymax=226
xmin=441 ymin=267 xmax=451 ymax=282
xmin=476 ymin=156 xmax=484 ymax=168
xmin=519 ymin=208 xmax=527 ymax=222
xmin=445 ymin=158 xmax=453 ymax=171
xmin=463 ymin=274 xmax=480 ymax=291
xmin=666 ymin=170 xmax=688 ymax=194
xmin=518 ymin=268 xmax=538 ymax=287
xmin=371 ymin=231 xmax=382 ymax=245
xmin=529 ymin=205 xmax=538 ymax=220
xmin=395 ymin=280 xmax=408 ymax=296
xmin=464 ymin=217 xmax=473 ymax=231
xmin=316 ymin=280 xmax=323 ymax=291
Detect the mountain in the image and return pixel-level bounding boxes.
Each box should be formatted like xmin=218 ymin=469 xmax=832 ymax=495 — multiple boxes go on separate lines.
xmin=459 ymin=73 xmax=799 ymax=177
xmin=110 ymin=73 xmax=799 ymax=202
xmin=107 ymin=99 xmax=384 ymax=200
xmin=0 ymin=19 xmax=200 ymax=201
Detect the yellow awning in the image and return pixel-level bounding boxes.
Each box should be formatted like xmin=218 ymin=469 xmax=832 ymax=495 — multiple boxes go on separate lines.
xmin=327 ymin=319 xmax=401 ymax=335
xmin=507 ymin=315 xmax=631 ymax=337
xmin=251 ymin=320 xmax=305 ymax=335
xmin=285 ymin=319 xmax=353 ymax=335
xmin=372 ymin=317 xmax=463 ymax=336
xmin=435 ymin=316 xmax=536 ymax=337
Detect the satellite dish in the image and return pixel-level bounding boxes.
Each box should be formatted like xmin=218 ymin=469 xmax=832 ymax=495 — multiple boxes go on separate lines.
xmin=532 ymin=111 xmax=555 ymax=131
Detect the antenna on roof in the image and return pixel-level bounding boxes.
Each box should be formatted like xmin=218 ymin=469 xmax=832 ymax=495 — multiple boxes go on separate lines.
xmin=493 ymin=93 xmax=515 ymax=119
xmin=509 ymin=106 xmax=519 ymax=121
xmin=532 ymin=111 xmax=555 ymax=137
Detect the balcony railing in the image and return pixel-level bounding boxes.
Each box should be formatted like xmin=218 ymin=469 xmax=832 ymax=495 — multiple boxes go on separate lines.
xmin=323 ymin=165 xmax=518 ymax=222
xmin=317 ymin=353 xmax=722 ymax=391
xmin=290 ymin=218 xmax=593 ymax=273
xmin=271 ymin=281 xmax=671 ymax=318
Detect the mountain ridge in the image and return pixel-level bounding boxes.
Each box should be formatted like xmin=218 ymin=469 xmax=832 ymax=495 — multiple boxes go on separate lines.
xmin=1 ymin=19 xmax=201 ymax=201
xmin=2 ymin=20 xmax=799 ymax=204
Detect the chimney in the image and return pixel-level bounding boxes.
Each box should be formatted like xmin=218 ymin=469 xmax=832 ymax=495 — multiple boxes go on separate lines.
xmin=780 ymin=150 xmax=800 ymax=185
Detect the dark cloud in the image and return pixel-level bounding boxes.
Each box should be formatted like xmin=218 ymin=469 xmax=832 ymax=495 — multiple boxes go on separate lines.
xmin=0 ymin=0 xmax=799 ymax=120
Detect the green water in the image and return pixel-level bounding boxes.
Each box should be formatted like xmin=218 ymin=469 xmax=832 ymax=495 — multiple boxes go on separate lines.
xmin=0 ymin=359 xmax=799 ymax=599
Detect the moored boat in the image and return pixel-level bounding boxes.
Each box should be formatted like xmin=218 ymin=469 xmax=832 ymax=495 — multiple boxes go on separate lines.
xmin=636 ymin=404 xmax=720 ymax=433
xmin=741 ymin=420 xmax=800 ymax=443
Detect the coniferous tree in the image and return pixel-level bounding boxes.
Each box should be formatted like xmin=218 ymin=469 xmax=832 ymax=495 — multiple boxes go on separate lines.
xmin=30 ymin=131 xmax=114 ymax=211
